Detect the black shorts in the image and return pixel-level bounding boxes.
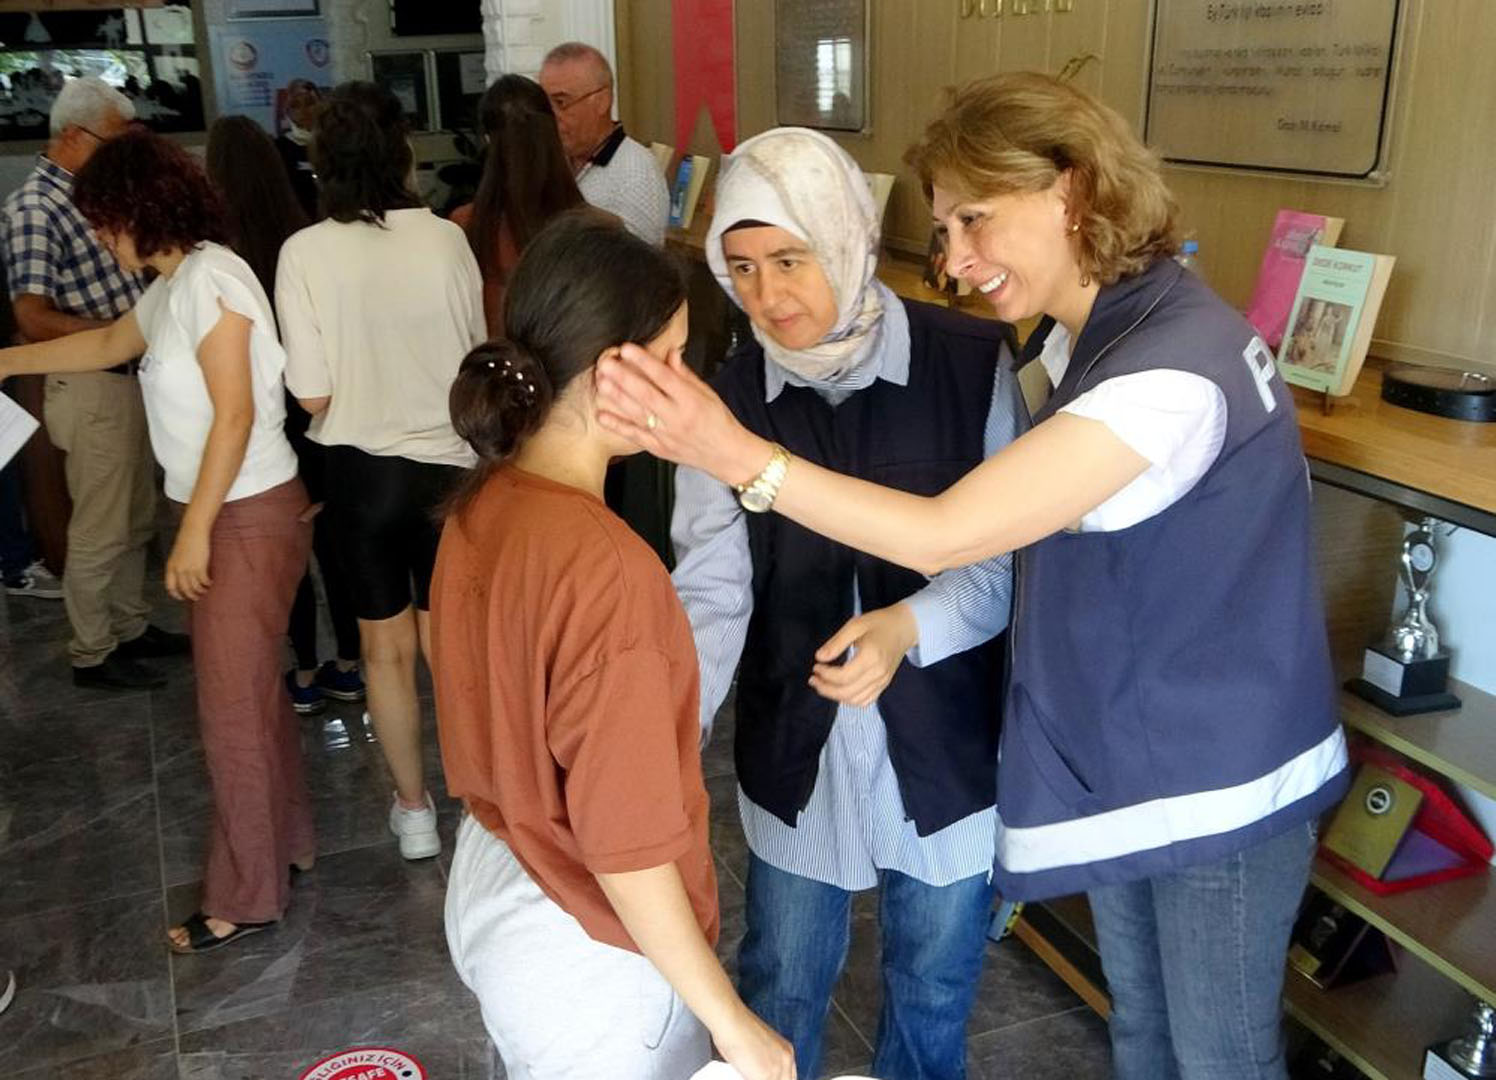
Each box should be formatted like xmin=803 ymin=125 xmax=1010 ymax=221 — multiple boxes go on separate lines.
xmin=324 ymin=444 xmax=464 ymax=621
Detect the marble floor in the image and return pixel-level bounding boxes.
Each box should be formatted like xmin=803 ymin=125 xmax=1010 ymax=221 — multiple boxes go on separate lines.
xmin=0 ymin=561 xmax=1112 ymax=1079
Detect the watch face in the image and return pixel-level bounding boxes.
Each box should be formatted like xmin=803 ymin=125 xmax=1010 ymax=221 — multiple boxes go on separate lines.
xmin=1409 ymin=543 xmax=1435 ymax=573
xmin=740 ymin=487 xmax=772 ymax=513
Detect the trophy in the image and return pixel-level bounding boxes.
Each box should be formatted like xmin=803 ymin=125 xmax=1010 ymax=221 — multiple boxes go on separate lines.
xmin=1347 ymin=517 xmax=1462 ymax=716
xmin=1426 ymin=1000 xmax=1496 ymax=1078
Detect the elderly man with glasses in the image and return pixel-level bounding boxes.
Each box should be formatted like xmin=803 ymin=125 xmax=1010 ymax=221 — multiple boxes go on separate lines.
xmin=1 ymin=76 xmax=187 ymax=690
xmin=539 ymin=42 xmax=669 ymax=246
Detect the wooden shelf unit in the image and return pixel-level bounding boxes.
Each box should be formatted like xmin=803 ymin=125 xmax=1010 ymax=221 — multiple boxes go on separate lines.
xmin=1311 ymin=857 xmax=1496 ymax=1005
xmin=1339 ymin=679 xmax=1496 ymax=802
xmin=1293 ymin=365 xmax=1496 ymax=534
xmin=1283 ymin=956 xmax=1472 ymax=1080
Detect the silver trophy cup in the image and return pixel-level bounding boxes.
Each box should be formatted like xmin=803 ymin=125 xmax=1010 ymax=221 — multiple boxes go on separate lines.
xmin=1347 ymin=517 xmax=1461 ymax=715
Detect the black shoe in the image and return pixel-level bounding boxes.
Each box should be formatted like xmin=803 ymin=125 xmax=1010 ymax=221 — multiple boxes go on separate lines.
xmin=73 ymin=653 xmax=167 ymax=690
xmin=115 ymin=624 xmax=190 ymax=660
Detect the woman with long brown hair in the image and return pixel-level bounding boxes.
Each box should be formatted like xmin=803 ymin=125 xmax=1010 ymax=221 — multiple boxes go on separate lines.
xmin=450 ymin=74 xmax=585 ymax=337
xmin=206 ymin=115 xmax=365 ymax=717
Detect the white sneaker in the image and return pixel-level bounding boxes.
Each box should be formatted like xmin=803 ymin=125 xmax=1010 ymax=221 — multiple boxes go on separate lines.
xmin=5 ymin=561 xmax=62 ymax=600
xmin=388 ymin=792 xmax=441 ymax=860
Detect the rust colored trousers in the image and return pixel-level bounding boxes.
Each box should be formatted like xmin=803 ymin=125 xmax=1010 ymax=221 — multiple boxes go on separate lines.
xmin=183 ymin=478 xmax=314 ymax=924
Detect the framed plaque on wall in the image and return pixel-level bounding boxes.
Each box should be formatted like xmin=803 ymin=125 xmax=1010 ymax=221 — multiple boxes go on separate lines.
xmin=1145 ymin=0 xmax=1402 ymax=180
xmin=774 ymin=0 xmax=868 ymax=133
xmin=369 ymin=50 xmax=431 ymax=132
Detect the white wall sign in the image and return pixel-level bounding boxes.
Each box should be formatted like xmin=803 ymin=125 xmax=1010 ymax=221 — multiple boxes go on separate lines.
xmin=1145 ymin=0 xmax=1401 ymax=179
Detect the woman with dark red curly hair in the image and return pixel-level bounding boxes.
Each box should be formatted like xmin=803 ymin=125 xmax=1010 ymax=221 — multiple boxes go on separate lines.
xmin=0 ymin=129 xmax=317 ymax=954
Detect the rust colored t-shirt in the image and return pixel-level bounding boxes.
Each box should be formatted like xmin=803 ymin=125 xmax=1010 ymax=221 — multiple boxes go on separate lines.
xmin=431 ymin=465 xmax=718 ymax=952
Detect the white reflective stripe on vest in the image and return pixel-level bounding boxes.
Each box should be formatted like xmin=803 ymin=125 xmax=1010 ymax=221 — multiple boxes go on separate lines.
xmin=995 ymin=726 xmax=1347 ymax=874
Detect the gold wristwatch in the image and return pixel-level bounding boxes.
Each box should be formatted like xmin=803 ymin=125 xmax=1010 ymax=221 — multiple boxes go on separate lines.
xmin=736 ymin=444 xmax=792 ymax=513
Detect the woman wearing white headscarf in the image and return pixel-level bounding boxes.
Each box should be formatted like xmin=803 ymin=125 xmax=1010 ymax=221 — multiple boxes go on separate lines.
xmin=671 ymin=127 xmax=1027 ymax=1080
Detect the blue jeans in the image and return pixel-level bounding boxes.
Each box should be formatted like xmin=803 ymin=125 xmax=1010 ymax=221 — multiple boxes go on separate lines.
xmin=1088 ymin=821 xmax=1317 ymax=1080
xmin=739 ymin=853 xmax=997 ymax=1080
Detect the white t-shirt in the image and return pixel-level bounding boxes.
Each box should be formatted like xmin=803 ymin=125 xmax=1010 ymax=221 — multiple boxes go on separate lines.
xmin=1038 ymin=323 xmax=1228 ymax=532
xmin=133 ymin=243 xmax=299 ymax=504
xmin=276 ymin=207 xmax=484 ymax=468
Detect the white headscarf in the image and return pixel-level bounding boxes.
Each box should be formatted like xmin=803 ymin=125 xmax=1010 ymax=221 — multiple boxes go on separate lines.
xmin=706 ymin=128 xmax=883 ymax=382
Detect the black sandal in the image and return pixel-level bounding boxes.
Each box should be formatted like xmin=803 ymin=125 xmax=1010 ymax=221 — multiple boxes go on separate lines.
xmin=168 ymin=911 xmax=275 ymax=955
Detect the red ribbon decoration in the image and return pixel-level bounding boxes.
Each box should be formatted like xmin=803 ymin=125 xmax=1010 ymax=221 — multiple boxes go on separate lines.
xmin=672 ymin=0 xmax=737 ymax=153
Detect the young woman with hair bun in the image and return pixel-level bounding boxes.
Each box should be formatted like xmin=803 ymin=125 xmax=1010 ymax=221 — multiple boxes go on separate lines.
xmin=432 ymin=210 xmax=794 ymax=1080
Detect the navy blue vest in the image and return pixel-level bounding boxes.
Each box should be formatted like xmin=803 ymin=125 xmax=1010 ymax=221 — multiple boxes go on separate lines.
xmin=715 ymin=299 xmax=1013 ymax=836
xmin=994 ymin=259 xmax=1349 ymax=900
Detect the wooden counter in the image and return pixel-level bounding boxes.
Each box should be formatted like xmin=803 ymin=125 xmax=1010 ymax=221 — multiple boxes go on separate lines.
xmin=1294 ymin=368 xmax=1496 ymax=534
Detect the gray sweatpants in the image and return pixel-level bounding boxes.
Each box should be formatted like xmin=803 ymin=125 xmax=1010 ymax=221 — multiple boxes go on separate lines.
xmin=445 ymin=814 xmax=713 ymax=1079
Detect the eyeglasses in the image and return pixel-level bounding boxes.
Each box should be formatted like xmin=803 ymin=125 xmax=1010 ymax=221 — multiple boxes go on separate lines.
xmin=548 ymin=84 xmax=608 ymax=113
xmin=75 ymin=125 xmax=107 ymax=142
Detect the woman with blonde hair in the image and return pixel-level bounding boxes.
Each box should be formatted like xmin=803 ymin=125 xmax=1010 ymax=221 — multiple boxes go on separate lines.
xmin=596 ymin=71 xmax=1349 ymax=1079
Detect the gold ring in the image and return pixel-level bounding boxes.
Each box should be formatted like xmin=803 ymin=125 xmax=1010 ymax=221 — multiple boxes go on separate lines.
xmin=646 ymin=413 xmax=659 ymax=431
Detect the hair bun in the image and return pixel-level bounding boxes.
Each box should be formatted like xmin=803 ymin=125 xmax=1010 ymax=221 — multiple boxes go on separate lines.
xmin=449 ymin=340 xmax=554 ymax=462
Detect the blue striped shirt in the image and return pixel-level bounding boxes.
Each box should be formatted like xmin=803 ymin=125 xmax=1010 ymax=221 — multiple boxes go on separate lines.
xmin=671 ymin=293 xmax=1026 ymax=890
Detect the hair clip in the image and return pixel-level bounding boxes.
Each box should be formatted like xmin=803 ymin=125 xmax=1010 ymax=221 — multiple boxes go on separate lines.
xmin=485 ymin=359 xmax=496 ymax=369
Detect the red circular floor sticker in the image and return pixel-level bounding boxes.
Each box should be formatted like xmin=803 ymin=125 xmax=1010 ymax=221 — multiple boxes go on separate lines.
xmin=298 ymin=1047 xmax=427 ymax=1080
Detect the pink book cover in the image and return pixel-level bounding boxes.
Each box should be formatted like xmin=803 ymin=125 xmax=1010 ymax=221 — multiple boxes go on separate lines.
xmin=1245 ymin=210 xmax=1343 ymax=348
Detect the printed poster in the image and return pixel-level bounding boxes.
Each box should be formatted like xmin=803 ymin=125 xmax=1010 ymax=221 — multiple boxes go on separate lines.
xmin=209 ymin=18 xmax=333 ymax=136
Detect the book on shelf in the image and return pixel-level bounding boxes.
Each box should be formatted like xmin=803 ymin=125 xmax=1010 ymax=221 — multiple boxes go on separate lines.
xmin=668 ymin=154 xmax=711 ymax=230
xmin=1245 ymin=209 xmax=1346 ymax=349
xmin=648 ymin=141 xmax=675 ymax=177
xmin=1276 ymin=244 xmax=1394 ymax=397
